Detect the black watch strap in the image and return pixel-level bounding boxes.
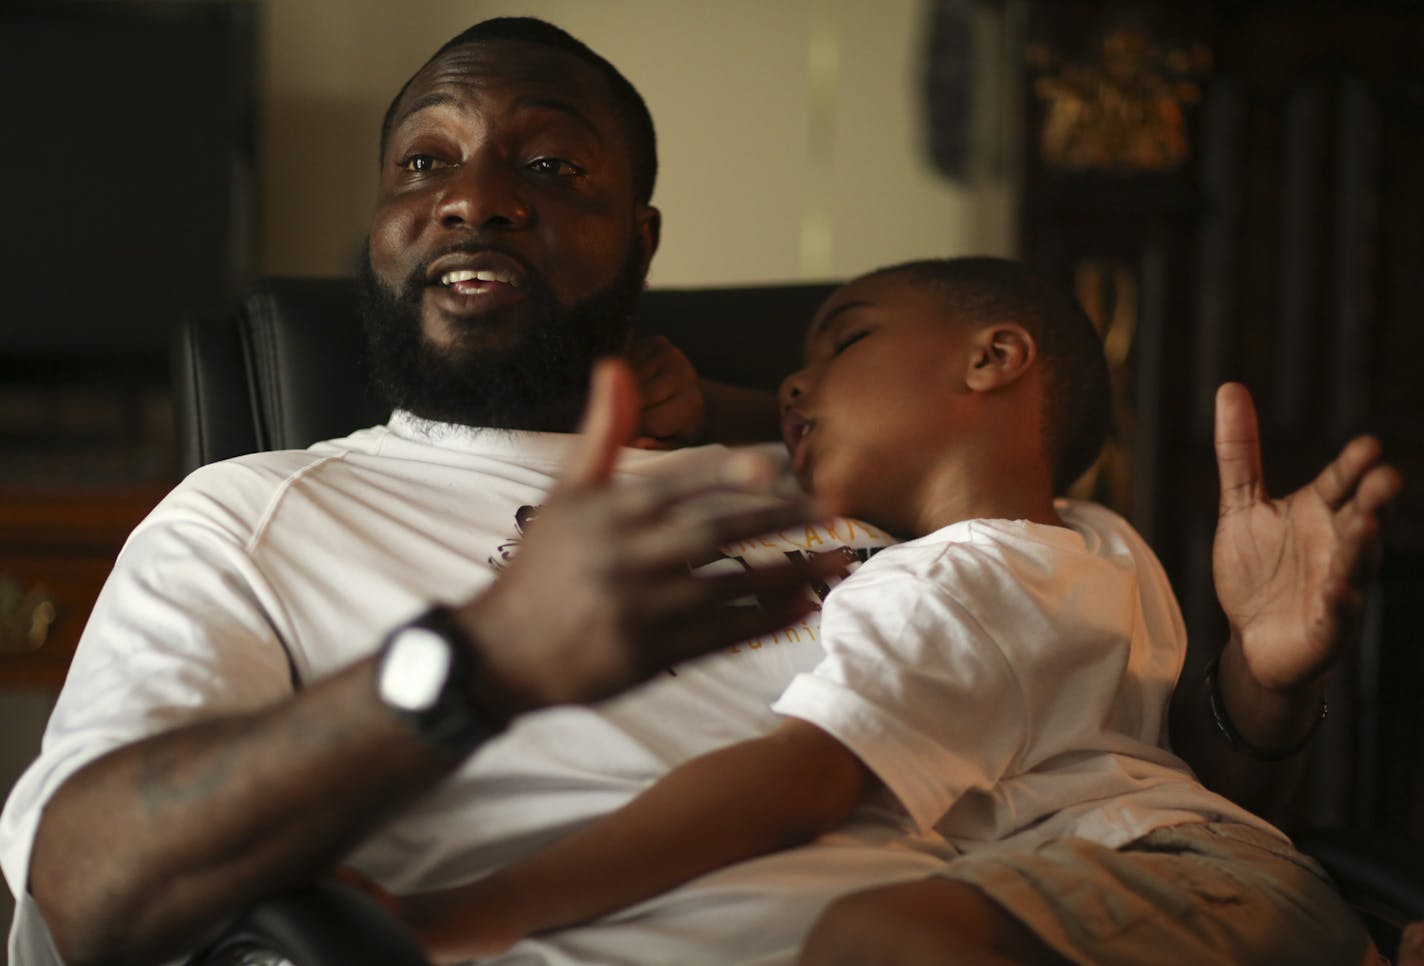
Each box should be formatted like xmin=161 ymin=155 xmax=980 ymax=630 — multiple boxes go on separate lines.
xmin=376 ymin=605 xmax=502 ymax=757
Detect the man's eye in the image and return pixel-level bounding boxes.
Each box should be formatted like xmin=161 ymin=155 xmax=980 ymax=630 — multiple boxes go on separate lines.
xmin=398 ymin=154 xmax=443 ymax=173
xmin=528 ymin=157 xmax=582 ymax=177
xmin=833 ymin=330 xmax=869 ymax=355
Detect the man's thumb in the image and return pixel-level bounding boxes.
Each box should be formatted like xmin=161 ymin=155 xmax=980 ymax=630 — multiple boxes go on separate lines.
xmin=1215 ymin=381 xmax=1265 ymax=511
xmin=564 ymin=357 xmax=641 ymax=486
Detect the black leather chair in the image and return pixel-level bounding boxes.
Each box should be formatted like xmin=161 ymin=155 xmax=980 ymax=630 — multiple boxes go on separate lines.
xmin=176 ymin=278 xmax=1422 ymax=964
xmin=193 ymin=879 xmax=427 ymax=966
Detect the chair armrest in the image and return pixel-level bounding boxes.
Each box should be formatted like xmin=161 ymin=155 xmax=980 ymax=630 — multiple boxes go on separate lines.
xmin=190 ymin=880 xmax=429 ymax=966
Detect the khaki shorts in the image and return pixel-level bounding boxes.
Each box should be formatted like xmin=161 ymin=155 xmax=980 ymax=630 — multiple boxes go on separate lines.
xmin=940 ymin=822 xmax=1377 ymax=966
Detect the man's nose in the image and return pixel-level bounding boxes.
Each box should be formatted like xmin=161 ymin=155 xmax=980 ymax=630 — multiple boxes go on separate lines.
xmin=435 ymin=157 xmax=530 ymax=230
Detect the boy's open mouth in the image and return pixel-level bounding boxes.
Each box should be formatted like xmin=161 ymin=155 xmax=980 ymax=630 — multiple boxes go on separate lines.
xmin=781 ymin=411 xmax=814 ymax=476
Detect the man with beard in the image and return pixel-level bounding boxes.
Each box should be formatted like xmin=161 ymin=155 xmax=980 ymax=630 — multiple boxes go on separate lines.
xmin=356 ymin=222 xmax=648 ymax=434
xmin=0 ymin=17 xmax=1401 ymax=966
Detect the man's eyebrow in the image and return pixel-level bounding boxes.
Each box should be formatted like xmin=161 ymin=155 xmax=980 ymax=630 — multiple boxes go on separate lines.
xmin=807 ymin=299 xmax=873 ymax=343
xmin=514 ymin=95 xmax=605 ymax=143
xmin=393 ymin=91 xmax=461 ymax=129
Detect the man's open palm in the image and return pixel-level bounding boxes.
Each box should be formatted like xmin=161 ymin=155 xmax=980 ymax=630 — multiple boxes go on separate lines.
xmin=1213 ymin=382 xmax=1402 ymax=692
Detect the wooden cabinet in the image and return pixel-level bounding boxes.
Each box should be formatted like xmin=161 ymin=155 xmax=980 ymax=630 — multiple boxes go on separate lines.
xmin=0 ymin=366 xmax=176 ymax=689
xmin=0 ymin=487 xmax=166 ymax=688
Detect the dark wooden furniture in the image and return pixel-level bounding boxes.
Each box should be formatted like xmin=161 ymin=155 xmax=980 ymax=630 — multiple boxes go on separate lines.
xmin=1013 ymin=0 xmax=1424 ymax=835
xmin=0 ymin=370 xmax=174 ymax=688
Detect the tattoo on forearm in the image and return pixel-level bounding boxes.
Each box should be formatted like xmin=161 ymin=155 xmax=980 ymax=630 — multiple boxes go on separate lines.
xmin=136 ymin=720 xmax=253 ymax=812
xmin=134 ymin=702 xmax=349 ymax=813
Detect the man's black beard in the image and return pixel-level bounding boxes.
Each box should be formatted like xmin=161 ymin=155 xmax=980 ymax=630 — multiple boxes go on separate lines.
xmin=356 ymin=240 xmax=645 ymax=432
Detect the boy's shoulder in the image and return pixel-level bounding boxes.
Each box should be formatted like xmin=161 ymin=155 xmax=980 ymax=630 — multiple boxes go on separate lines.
xmin=835 ymin=502 xmax=1157 ymax=612
xmin=867 ymin=501 xmax=1140 ymax=565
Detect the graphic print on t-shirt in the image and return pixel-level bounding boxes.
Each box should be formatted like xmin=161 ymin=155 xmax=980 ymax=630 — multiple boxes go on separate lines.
xmin=488 ymin=504 xmax=541 ymax=570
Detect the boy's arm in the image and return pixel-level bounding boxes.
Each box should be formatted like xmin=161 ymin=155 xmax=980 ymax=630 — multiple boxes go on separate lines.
xmin=700 ymin=378 xmax=782 ymax=444
xmin=398 ymin=718 xmax=869 ymax=962
xmin=1173 ymin=383 xmax=1402 ymax=816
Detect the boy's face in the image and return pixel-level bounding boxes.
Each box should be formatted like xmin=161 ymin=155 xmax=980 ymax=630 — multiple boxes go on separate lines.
xmin=778 ymin=271 xmax=978 ymax=531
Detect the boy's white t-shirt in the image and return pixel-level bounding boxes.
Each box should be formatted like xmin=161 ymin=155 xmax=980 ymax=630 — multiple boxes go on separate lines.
xmin=773 ymin=504 xmax=1278 ymax=854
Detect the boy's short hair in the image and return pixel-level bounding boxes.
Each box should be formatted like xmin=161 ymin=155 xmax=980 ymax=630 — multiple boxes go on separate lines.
xmin=870 ymin=257 xmax=1112 ymax=493
xmin=379 ymin=17 xmax=659 ymax=205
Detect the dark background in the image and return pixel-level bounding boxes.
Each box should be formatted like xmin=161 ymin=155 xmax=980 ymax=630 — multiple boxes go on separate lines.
xmin=1012 ymin=0 xmax=1424 ymax=834
xmin=0 ymin=1 xmax=255 ymax=361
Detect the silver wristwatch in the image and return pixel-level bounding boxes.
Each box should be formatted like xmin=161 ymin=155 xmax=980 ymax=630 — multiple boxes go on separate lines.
xmin=375 ymin=606 xmax=497 ymax=756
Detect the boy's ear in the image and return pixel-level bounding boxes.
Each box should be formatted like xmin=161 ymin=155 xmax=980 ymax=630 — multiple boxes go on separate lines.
xmin=965 ymin=323 xmax=1037 ymax=392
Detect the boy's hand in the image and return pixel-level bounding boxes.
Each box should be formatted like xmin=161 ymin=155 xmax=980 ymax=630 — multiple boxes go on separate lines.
xmin=1212 ymin=382 xmax=1402 ymax=692
xmin=628 ymin=335 xmax=707 ymax=449
xmin=337 ymin=866 xmax=522 ymax=963
xmin=453 ymin=358 xmax=844 ymax=720
xmin=399 ymin=875 xmax=524 ymax=964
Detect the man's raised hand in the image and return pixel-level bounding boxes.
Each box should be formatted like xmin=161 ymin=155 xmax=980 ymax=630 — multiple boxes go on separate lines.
xmin=1213 ymin=382 xmax=1403 ymax=693
xmin=453 ymin=358 xmax=845 ymax=719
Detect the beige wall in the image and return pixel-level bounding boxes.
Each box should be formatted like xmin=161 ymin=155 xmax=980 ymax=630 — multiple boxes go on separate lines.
xmin=257 ymin=0 xmax=1016 ymax=286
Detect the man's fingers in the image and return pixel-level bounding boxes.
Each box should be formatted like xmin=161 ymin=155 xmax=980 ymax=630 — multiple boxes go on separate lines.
xmin=699 ymin=553 xmax=850 ymax=604
xmin=1215 ymin=382 xmax=1265 ymax=512
xmin=1354 ymin=460 xmax=1404 ymax=515
xmin=615 ymin=497 xmax=831 ymax=568
xmin=1313 ymin=434 xmax=1386 ymax=509
xmin=662 ymin=600 xmax=817 ymax=667
xmin=1333 ymin=462 xmax=1401 ymax=588
xmin=628 ymin=552 xmax=848 ymax=636
xmin=606 ymin=447 xmax=786 ymax=521
xmin=648 ymin=590 xmax=826 ymax=671
xmin=562 ymin=358 xmax=642 ymax=487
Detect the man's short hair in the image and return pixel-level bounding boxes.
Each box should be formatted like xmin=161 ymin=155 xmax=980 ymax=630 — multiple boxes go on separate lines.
xmin=873 ymin=257 xmax=1112 ymax=493
xmin=378 ymin=17 xmax=658 ymax=205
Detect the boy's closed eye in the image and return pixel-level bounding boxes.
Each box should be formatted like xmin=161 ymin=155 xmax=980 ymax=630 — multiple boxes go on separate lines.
xmin=833 ymin=330 xmax=871 ymax=356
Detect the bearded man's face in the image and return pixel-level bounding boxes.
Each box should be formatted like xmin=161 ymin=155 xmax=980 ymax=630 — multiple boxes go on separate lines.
xmin=356 ymin=234 xmax=645 ymax=432
xmin=360 ymin=39 xmax=661 ymax=431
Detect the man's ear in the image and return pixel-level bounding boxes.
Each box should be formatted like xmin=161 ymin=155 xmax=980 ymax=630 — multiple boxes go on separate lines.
xmin=965 ymin=323 xmax=1037 ymax=392
xmin=636 ymin=205 xmax=661 ymax=277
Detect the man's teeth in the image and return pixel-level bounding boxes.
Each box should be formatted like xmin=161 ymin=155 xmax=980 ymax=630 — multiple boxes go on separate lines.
xmin=440 ymin=269 xmax=520 ymax=287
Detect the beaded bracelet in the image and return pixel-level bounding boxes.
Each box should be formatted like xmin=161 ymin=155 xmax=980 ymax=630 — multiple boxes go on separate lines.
xmin=1203 ymin=655 xmax=1328 ymax=762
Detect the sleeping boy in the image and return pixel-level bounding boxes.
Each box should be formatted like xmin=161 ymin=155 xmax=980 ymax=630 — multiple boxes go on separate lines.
xmin=387 ymin=257 xmax=1373 ymax=965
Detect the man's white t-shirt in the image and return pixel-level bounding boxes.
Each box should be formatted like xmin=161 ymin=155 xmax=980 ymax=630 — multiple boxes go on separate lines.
xmin=0 ymin=415 xmax=1272 ymax=964
xmin=0 ymin=415 xmax=920 ymax=965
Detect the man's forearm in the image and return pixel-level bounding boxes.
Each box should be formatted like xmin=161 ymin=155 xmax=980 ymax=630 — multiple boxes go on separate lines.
xmin=1172 ymin=636 xmax=1328 ymax=819
xmin=30 ymin=658 xmax=459 ymax=966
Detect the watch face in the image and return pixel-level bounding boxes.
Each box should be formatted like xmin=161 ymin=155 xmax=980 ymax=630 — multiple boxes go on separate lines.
xmin=379 ymin=626 xmax=452 ymax=713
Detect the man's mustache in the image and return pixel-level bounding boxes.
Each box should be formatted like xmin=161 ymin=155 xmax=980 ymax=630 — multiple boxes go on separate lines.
xmin=406 ymin=241 xmax=547 ymax=296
